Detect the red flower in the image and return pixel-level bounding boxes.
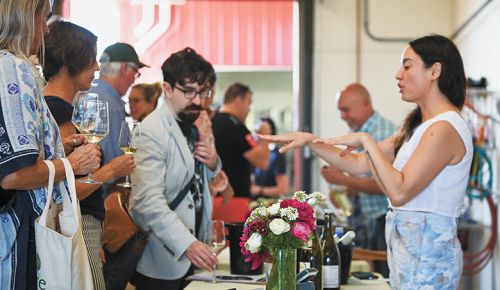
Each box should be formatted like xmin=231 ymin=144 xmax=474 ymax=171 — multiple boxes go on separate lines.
xmin=249 ymin=219 xmax=268 ymax=236
xmin=280 ymin=199 xmax=316 ymax=230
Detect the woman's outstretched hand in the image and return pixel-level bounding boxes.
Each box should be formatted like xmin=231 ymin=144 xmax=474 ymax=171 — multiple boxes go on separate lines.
xmin=313 ymin=132 xmax=370 ymax=157
xmin=258 ymin=132 xmax=316 ymax=153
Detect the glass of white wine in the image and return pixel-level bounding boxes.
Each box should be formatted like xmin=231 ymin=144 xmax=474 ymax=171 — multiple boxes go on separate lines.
xmin=209 ymin=220 xmax=226 ymax=283
xmin=71 ymin=91 xmax=98 ymax=132
xmin=78 ymin=99 xmax=109 ymax=184
xmin=117 ymin=120 xmax=141 ymax=188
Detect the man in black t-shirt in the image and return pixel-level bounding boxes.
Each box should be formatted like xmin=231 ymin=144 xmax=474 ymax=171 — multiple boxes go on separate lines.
xmin=212 ymin=83 xmax=270 ymax=198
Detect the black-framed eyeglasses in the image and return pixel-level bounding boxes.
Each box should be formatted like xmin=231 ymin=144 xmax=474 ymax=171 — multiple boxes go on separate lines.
xmin=127 ymin=64 xmax=141 ymax=78
xmin=175 ymin=85 xmax=213 ymax=100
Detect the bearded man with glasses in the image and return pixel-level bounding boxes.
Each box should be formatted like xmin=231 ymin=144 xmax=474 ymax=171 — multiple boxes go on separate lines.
xmin=128 ymin=47 xmax=221 ymax=290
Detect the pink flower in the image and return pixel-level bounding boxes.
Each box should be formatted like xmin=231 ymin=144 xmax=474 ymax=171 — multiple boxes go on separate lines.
xmin=244 ymin=251 xmax=270 ymax=270
xmin=240 ymin=195 xmax=320 ymax=270
xmin=280 ymin=199 xmax=316 ymax=230
xmin=291 ymin=222 xmax=312 ymax=241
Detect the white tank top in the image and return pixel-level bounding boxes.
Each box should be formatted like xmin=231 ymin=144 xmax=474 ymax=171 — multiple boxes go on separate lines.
xmin=391 ymin=111 xmax=473 ymax=217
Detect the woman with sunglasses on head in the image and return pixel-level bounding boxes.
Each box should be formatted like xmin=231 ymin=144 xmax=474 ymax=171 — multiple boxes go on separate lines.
xmin=128 ymin=82 xmax=162 ymax=121
xmin=0 ymin=1 xmax=100 ymax=289
xmin=260 ymin=34 xmax=472 ymax=289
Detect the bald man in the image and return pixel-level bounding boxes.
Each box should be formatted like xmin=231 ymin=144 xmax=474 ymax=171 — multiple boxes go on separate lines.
xmin=321 ymin=83 xmax=395 ymax=275
xmin=338 ymin=83 xmax=376 ymax=131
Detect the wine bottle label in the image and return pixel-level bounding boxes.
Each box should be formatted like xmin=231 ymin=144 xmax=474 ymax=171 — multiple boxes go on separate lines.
xmin=299 ymin=262 xmax=311 ymax=272
xmin=322 ymin=265 xmax=339 ymax=287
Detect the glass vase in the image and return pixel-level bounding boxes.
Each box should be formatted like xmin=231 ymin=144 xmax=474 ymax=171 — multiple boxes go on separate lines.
xmin=266 ymin=247 xmax=297 ymax=290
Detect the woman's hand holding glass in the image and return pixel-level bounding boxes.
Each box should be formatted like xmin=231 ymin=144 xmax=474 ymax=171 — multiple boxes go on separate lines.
xmin=62 ymin=134 xmax=86 ymax=155
xmin=72 ymin=96 xmax=109 ymax=183
xmin=66 ymin=143 xmax=101 ymax=176
xmin=117 ymin=120 xmax=141 ymax=187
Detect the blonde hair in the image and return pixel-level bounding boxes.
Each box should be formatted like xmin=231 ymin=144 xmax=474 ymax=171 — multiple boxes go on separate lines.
xmin=0 ymin=0 xmax=51 ymax=59
xmin=132 ymin=82 xmax=163 ymax=106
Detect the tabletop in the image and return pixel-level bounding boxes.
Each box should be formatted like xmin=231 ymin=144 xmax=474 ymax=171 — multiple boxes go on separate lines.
xmin=185 ymin=247 xmax=391 ymax=290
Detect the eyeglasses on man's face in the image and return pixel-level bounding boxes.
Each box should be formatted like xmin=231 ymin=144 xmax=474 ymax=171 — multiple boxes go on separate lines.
xmin=127 ymin=64 xmax=141 ymax=78
xmin=175 ymin=85 xmax=213 ymax=100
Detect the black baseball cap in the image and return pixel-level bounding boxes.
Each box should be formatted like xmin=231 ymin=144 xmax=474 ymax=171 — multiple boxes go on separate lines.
xmin=100 ymin=42 xmax=149 ymax=68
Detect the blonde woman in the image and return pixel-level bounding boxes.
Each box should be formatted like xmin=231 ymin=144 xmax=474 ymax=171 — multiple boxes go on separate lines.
xmin=0 ymin=0 xmax=100 ymax=289
xmin=128 ymin=82 xmax=162 ymax=121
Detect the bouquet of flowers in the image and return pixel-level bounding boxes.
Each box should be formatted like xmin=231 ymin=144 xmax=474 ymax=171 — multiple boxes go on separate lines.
xmin=240 ymin=191 xmax=324 ymax=270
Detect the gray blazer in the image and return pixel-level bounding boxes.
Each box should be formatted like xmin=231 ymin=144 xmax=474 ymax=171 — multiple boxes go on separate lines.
xmin=129 ymin=103 xmax=220 ymax=280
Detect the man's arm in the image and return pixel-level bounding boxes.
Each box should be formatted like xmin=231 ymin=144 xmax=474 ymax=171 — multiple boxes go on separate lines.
xmin=320 ymin=165 xmax=383 ymax=195
xmin=251 ymin=174 xmax=290 ymax=197
xmin=244 ymin=140 xmax=270 ymax=170
xmin=244 ymin=123 xmax=272 ymax=170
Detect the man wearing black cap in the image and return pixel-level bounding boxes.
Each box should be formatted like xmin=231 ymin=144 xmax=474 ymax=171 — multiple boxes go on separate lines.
xmin=89 ymin=42 xmax=148 ymax=195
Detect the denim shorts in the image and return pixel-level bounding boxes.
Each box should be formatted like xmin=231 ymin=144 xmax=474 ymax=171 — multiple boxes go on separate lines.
xmin=385 ymin=209 xmax=462 ymax=290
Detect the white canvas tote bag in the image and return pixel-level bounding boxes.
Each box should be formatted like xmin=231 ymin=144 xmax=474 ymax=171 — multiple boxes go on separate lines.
xmin=35 ymin=158 xmax=94 ymax=290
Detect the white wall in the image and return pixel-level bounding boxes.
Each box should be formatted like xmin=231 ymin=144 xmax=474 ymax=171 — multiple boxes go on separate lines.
xmin=214 ymin=71 xmax=294 ymax=133
xmin=313 ymin=0 xmax=453 ymax=193
xmin=455 ymin=0 xmax=500 ymax=91
xmin=454 ymin=1 xmax=500 ymax=289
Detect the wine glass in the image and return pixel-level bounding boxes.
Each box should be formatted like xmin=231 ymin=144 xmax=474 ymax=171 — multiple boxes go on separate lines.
xmin=71 ymin=91 xmax=98 ymax=131
xmin=78 ymin=99 xmax=109 ymax=184
xmin=117 ymin=120 xmax=141 ymax=187
xmin=209 ymin=220 xmax=226 ymax=283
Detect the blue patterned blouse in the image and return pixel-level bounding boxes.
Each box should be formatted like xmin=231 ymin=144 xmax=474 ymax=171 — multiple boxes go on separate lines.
xmin=0 ymin=50 xmax=65 ymax=290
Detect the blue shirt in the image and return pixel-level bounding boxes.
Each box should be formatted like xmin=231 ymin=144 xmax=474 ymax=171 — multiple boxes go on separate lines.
xmin=355 ymin=111 xmax=396 ymax=220
xmin=88 ymin=79 xmax=126 ymax=196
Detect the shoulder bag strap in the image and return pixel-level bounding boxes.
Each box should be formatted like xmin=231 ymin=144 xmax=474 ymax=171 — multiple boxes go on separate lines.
xmin=59 ymin=158 xmax=79 ymax=221
xmin=39 ymin=160 xmax=56 ymax=226
xmin=168 ymin=175 xmax=195 ymax=211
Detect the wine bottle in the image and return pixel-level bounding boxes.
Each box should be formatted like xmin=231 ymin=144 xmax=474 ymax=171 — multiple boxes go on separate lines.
xmin=297 ymin=240 xmax=312 ymax=273
xmin=309 ymin=227 xmax=323 ymax=290
xmin=322 ymin=212 xmax=341 ymax=290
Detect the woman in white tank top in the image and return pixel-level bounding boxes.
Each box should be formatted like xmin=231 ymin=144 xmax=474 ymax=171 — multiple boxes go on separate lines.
xmin=260 ymin=34 xmax=472 ymax=289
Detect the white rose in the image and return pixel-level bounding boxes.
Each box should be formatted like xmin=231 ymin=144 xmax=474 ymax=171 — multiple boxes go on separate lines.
xmin=307 ymin=197 xmax=317 ymax=205
xmin=246 ymin=233 xmax=262 ymax=253
xmin=267 ymin=203 xmax=281 ymax=216
xmin=269 ymin=218 xmax=291 ymax=235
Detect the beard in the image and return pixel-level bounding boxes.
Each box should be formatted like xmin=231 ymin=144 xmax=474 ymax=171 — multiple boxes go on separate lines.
xmin=178 ymin=104 xmax=202 ymax=123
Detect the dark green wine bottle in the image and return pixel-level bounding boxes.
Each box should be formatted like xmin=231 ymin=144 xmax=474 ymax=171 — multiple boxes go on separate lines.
xmin=322 ymin=212 xmax=340 ymax=290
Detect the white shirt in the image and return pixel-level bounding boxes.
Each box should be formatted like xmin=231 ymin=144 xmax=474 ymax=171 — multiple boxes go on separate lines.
xmin=391 ymin=111 xmax=473 ymax=217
